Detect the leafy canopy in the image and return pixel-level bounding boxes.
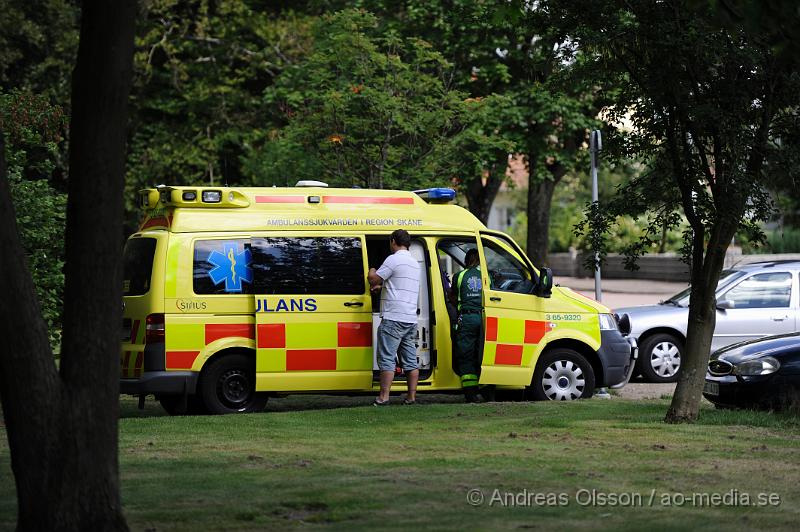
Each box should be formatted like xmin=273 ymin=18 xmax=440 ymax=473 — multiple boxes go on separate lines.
xmin=127 ymin=0 xmax=313 ymax=230
xmin=259 ymin=9 xmax=509 ymax=190
xmin=562 ymin=0 xmax=799 ymax=270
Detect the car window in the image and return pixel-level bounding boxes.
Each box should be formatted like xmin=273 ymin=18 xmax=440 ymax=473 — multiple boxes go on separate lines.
xmin=722 ymin=272 xmax=793 ymax=309
xmin=481 ymin=238 xmax=533 ymax=294
xmin=665 ymin=269 xmax=744 ymax=306
xmin=123 ymin=238 xmax=157 ymax=296
xmin=193 ymin=239 xmax=254 ymax=294
xmin=251 ymin=236 xmax=365 ymax=295
xmin=437 ymin=239 xmax=477 ymax=276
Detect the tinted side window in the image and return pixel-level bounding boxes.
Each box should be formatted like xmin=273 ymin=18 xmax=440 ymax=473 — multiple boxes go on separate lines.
xmin=194 ymin=239 xmax=254 ymax=294
xmin=723 ymin=272 xmax=792 ymax=309
xmin=252 ymin=237 xmax=365 ymax=295
xmin=123 ymin=238 xmax=157 ymax=296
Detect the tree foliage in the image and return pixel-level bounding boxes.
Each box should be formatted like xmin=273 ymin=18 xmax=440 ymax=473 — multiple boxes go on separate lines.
xmin=0 ymin=91 xmax=67 ymax=349
xmin=126 ymin=0 xmax=314 ymax=231
xmin=0 ymin=0 xmax=79 ymax=349
xmin=328 ymin=1 xmax=605 ymax=255
xmin=259 ymin=9 xmax=508 ymax=190
xmin=0 ymin=0 xmax=79 ymax=104
xmin=555 ymin=0 xmax=800 ymax=421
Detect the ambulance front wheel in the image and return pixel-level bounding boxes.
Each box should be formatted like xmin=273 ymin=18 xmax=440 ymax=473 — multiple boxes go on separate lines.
xmin=200 ymin=353 xmax=269 ymax=414
xmin=529 ymin=349 xmax=595 ymax=401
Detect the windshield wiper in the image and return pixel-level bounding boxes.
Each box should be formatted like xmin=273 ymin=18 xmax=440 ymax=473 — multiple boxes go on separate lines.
xmin=659 ymin=299 xmax=681 ymax=306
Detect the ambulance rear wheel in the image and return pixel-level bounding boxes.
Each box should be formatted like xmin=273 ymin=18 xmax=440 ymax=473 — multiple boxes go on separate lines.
xmin=529 ymin=349 xmax=595 ymax=401
xmin=200 ymin=354 xmax=268 ymax=414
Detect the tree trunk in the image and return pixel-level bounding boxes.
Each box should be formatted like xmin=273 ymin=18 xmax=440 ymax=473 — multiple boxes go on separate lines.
xmin=526 ymin=161 xmax=566 ymax=267
xmin=665 ymin=221 xmax=737 ymax=423
xmin=0 ymin=1 xmax=137 ymax=529
xmin=464 ymin=155 xmax=507 ymax=225
xmin=665 ymin=270 xmax=717 ymax=423
xmin=0 ymin=134 xmax=62 ymax=529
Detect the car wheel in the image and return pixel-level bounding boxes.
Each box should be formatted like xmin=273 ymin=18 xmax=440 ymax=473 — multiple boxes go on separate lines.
xmin=199 ymin=353 xmax=269 ymax=414
xmin=529 ymin=349 xmax=595 ymax=401
xmin=639 ymin=333 xmax=683 ymax=383
xmin=158 ymin=394 xmax=207 ymax=416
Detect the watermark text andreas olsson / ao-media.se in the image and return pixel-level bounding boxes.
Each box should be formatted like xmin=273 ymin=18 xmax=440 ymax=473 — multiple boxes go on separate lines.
xmin=465 ymin=488 xmax=782 ymax=508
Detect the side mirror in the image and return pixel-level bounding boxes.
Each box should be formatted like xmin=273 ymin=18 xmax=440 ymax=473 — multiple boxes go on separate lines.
xmin=716 ymin=299 xmax=735 ymax=310
xmin=533 ymin=267 xmax=553 ymax=298
xmin=615 ymin=313 xmax=632 ymax=336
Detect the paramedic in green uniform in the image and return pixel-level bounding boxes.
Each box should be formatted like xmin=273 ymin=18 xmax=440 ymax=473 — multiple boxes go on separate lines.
xmin=450 ymin=248 xmax=484 ymax=402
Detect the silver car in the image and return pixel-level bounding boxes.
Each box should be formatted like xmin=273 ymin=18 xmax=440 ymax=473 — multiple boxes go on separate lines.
xmin=615 ymin=261 xmax=800 ymax=382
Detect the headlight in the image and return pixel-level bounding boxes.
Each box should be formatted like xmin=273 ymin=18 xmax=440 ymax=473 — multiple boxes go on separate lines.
xmin=734 ymin=357 xmax=780 ymax=376
xmin=598 ymin=313 xmax=618 ymax=331
xmin=202 ymin=190 xmax=222 ymax=203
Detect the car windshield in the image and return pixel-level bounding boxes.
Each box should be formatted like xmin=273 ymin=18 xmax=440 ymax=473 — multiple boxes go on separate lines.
xmin=662 ymin=269 xmax=744 ymax=306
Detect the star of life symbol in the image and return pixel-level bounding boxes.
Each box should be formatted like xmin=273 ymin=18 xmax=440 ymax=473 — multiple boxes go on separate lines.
xmin=467 ymin=276 xmax=482 ymax=291
xmin=207 ymin=242 xmax=253 ymax=293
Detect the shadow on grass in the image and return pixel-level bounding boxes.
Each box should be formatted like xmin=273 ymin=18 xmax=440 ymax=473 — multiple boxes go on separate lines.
xmin=119 ymin=392 xmax=467 ymax=419
xmin=121 ymin=392 xmax=800 ymax=433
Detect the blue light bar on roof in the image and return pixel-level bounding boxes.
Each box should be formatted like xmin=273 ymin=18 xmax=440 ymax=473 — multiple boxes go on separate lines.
xmin=414 ymin=188 xmax=456 ymax=203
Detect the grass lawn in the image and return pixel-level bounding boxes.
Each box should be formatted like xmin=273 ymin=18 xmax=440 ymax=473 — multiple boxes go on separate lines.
xmin=1 ymin=395 xmax=800 ymax=531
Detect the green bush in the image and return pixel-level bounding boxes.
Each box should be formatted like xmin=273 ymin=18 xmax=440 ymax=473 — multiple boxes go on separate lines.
xmin=747 ymin=228 xmax=800 ymax=254
xmin=1 ymin=91 xmax=67 ymax=351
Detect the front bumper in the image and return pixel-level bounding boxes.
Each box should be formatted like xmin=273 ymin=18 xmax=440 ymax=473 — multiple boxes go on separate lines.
xmin=702 ymin=373 xmax=796 ymax=409
xmin=598 ymin=330 xmax=638 ymax=388
xmin=120 ymin=371 xmax=198 ymax=396
xmin=610 ymin=336 xmax=638 ymax=389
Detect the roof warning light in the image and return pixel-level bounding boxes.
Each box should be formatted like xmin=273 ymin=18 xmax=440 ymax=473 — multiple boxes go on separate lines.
xmin=414 ymin=188 xmax=456 ymax=203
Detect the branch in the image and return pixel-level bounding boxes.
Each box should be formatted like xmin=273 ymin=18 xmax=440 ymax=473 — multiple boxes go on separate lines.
xmin=664 ymin=108 xmax=702 ymax=232
xmin=145 ymin=20 xmax=175 ymax=81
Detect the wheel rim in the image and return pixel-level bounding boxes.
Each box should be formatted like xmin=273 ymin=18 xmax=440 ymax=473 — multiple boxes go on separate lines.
xmin=541 ymin=360 xmax=585 ymax=400
xmin=650 ymin=341 xmax=681 ymax=377
xmin=216 ymin=368 xmax=252 ymax=409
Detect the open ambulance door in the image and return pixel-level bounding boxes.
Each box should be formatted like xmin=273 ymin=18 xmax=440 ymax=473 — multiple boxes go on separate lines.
xmin=477 ymin=232 xmax=548 ymax=386
xmin=251 ymin=235 xmax=374 ymax=392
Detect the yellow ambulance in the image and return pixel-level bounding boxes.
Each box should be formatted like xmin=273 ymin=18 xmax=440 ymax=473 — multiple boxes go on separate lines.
xmin=120 ymin=183 xmax=635 ymax=414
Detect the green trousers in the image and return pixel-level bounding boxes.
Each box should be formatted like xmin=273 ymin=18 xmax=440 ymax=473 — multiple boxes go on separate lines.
xmin=454 ymin=313 xmax=482 ymax=385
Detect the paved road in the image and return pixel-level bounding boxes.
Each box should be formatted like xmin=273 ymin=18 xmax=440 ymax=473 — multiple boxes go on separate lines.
xmin=613 ymin=381 xmax=676 ymax=400
xmin=556 ymin=276 xmax=688 ymax=310
xmin=556 ymin=276 xmax=685 ymax=400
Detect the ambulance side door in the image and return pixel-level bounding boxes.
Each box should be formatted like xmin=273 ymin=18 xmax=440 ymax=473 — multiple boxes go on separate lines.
xmin=477 ymin=233 xmax=547 ymax=386
xmin=251 ymin=235 xmax=374 ymax=391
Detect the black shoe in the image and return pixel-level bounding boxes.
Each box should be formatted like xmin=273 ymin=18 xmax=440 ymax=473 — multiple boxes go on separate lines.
xmin=464 ymin=389 xmax=479 ymax=403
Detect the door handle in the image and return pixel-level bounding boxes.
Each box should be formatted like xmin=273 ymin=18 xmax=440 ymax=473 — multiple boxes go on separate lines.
xmin=771 ymin=315 xmax=789 ymax=321
xmin=344 ymin=301 xmax=364 ymax=307
xmin=490 ymin=297 xmax=502 ymax=302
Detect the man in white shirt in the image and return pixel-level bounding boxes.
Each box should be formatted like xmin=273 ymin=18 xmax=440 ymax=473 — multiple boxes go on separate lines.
xmin=367 ymin=229 xmax=420 ymax=405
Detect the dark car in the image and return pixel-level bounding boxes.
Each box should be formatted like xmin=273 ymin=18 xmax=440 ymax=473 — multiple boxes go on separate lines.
xmin=703 ymin=333 xmax=800 ymax=410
